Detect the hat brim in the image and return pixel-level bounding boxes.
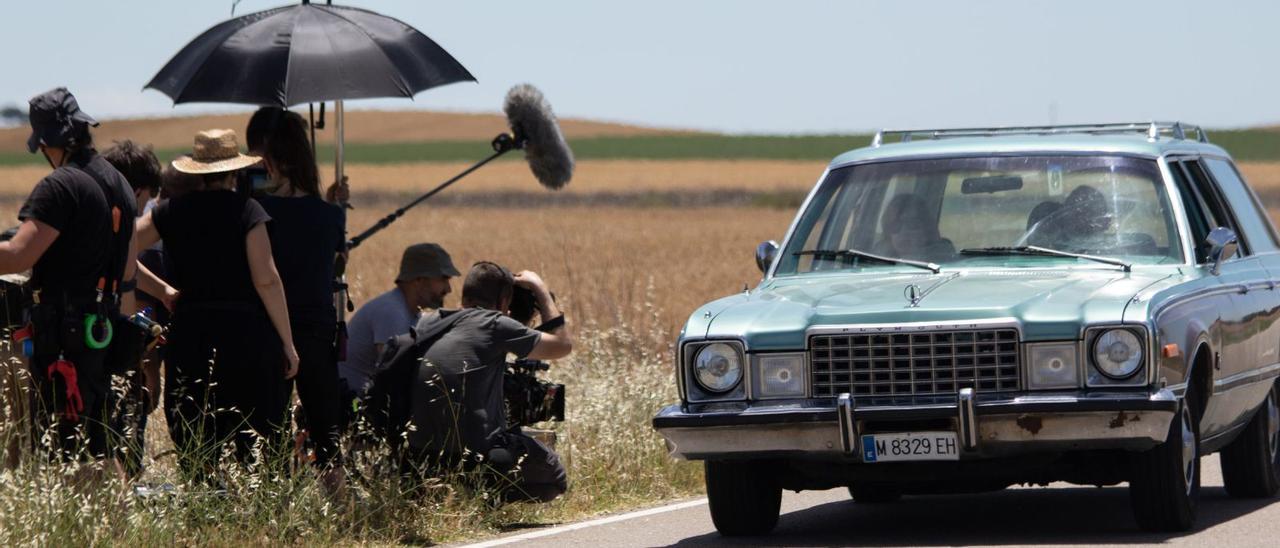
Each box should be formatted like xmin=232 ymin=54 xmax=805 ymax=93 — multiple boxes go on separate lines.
xmin=171 ymin=153 xmax=261 ymax=175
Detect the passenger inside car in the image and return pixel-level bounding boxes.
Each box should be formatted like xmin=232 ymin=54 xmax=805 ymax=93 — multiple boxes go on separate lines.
xmin=873 ymin=193 xmax=955 ymax=263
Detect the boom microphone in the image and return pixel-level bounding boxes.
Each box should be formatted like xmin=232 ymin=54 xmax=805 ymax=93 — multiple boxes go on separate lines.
xmin=346 ymin=84 xmax=574 ymax=250
xmin=504 ymin=84 xmax=574 ymax=189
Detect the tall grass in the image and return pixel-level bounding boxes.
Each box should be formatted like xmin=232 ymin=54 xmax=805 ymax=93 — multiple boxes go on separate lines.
xmin=0 ymin=289 xmax=701 ymax=544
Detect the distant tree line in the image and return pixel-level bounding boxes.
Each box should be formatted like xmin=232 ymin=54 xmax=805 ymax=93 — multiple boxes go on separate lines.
xmin=0 ymin=104 xmax=27 ymax=127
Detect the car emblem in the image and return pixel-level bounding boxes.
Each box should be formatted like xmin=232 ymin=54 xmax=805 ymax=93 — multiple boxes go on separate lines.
xmin=905 ymin=283 xmax=922 ymax=307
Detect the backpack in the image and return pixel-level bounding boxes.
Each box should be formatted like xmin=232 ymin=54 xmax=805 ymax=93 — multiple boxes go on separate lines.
xmin=359 ymin=309 xmax=472 ymax=448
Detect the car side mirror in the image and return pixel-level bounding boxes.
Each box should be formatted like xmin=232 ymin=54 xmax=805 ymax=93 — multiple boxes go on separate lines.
xmin=1206 ymin=226 xmax=1238 ymax=275
xmin=756 ymin=240 xmax=779 ymax=274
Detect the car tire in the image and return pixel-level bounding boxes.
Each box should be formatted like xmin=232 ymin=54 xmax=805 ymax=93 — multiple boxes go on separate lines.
xmin=705 ymin=460 xmax=782 ymax=536
xmin=1129 ymin=388 xmax=1200 ymax=532
xmin=848 ymin=484 xmax=902 ymax=503
xmin=1220 ymin=380 xmax=1280 ymax=498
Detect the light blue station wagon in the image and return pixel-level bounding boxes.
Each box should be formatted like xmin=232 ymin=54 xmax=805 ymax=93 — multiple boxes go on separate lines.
xmin=653 ymin=123 xmax=1280 ymax=535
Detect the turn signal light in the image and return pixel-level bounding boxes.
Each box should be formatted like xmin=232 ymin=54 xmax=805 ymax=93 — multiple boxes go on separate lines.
xmin=1162 ymin=344 xmax=1181 ymax=358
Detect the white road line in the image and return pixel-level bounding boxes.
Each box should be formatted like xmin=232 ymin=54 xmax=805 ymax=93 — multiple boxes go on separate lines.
xmin=456 ymin=498 xmax=709 ymax=547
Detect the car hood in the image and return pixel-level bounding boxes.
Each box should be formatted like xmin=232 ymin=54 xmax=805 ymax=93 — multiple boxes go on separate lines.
xmin=692 ymin=268 xmax=1176 ymax=350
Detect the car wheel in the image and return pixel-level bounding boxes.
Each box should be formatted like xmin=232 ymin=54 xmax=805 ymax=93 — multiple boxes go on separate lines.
xmin=1129 ymin=388 xmax=1200 ymax=532
xmin=848 ymin=484 xmax=902 ymax=503
xmin=1221 ymin=380 xmax=1280 ymax=498
xmin=705 ymin=460 xmax=782 ymax=536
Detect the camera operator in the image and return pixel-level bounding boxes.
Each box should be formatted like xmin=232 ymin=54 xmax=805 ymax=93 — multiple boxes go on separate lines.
xmin=410 ymin=262 xmax=572 ymax=503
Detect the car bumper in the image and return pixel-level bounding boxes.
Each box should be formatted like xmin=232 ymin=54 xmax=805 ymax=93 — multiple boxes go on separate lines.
xmin=652 ymin=389 xmax=1178 ymax=460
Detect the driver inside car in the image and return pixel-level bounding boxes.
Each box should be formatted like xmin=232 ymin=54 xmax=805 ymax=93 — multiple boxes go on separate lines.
xmin=872 ymin=193 xmax=955 ymax=263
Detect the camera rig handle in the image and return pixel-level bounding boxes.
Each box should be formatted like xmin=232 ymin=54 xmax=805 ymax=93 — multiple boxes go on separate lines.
xmin=345 ymin=133 xmax=521 ymax=250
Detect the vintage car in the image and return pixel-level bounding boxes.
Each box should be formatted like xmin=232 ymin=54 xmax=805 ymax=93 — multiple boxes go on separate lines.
xmin=652 ymin=122 xmax=1280 ymax=535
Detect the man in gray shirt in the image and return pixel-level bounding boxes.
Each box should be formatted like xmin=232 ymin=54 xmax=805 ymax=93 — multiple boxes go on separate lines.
xmin=338 ymin=243 xmax=459 ymax=394
xmin=411 ymin=262 xmax=573 ymax=503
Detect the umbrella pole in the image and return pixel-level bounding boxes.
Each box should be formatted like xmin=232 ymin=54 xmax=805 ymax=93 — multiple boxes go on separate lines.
xmin=334 ymin=99 xmax=351 ymax=329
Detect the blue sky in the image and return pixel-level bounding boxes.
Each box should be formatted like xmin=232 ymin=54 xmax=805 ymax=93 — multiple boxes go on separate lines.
xmin=2 ymin=0 xmax=1278 ymax=133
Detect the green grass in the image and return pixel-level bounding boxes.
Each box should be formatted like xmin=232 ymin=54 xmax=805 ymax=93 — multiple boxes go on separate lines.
xmin=3 ymin=129 xmax=1277 ymax=166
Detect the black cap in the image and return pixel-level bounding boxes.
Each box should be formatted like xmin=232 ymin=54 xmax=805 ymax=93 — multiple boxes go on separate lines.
xmin=27 ymin=87 xmax=98 ymax=153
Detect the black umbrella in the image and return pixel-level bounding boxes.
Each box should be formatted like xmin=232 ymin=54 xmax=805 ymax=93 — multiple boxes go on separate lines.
xmin=145 ymin=1 xmax=475 ymax=106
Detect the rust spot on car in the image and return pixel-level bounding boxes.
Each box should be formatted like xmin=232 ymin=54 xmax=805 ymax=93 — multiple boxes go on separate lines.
xmin=1016 ymin=415 xmax=1043 ymax=435
xmin=1109 ymin=411 xmax=1129 ymax=429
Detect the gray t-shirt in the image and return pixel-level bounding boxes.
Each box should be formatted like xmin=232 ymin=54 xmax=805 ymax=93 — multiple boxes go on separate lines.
xmin=339 ymin=288 xmax=417 ymax=393
xmin=410 ymin=308 xmax=542 ymax=455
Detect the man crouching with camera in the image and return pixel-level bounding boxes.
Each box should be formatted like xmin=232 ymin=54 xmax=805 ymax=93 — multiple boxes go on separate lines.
xmin=408 ymin=262 xmax=571 ymax=503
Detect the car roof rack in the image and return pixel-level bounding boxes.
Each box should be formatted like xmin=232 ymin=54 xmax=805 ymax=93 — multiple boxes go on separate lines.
xmin=870 ymin=121 xmax=1209 ymax=147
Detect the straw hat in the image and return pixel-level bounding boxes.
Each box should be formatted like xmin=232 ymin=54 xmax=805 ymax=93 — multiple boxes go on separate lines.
xmin=171 ymin=129 xmax=261 ymax=174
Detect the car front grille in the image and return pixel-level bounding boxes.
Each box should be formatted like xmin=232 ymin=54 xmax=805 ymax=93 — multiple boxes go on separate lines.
xmin=810 ymin=329 xmax=1020 ymax=398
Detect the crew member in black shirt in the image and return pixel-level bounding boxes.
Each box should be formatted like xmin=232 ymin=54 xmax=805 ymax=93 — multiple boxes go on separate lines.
xmin=0 ymin=88 xmax=138 ymax=464
xmin=247 ymin=107 xmax=348 ymax=493
xmin=134 ymin=129 xmax=299 ymax=479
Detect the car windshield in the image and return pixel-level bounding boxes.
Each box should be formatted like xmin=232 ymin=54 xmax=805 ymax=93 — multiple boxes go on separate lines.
xmin=774 ymin=155 xmax=1183 ymax=276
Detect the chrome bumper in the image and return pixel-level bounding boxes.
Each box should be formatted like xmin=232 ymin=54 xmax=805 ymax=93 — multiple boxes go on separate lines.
xmin=652 ymin=390 xmax=1178 ymax=460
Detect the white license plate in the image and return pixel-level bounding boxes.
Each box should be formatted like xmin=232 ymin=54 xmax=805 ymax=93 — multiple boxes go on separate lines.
xmin=861 ymin=431 xmax=959 ymax=462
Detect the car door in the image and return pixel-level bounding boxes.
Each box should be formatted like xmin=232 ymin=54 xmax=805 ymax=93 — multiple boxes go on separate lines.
xmin=1200 ymin=157 xmax=1280 ymax=424
xmin=1167 ymin=157 xmax=1265 ymax=435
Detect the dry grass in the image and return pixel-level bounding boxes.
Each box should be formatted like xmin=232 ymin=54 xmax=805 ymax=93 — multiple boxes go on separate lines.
xmin=0 ymin=194 xmax=795 ymax=544
xmin=0 ymin=110 xmax=688 ymax=152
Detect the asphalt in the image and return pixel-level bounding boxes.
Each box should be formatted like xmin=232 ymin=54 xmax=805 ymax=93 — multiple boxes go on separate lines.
xmin=459 ymin=457 xmax=1280 ymax=547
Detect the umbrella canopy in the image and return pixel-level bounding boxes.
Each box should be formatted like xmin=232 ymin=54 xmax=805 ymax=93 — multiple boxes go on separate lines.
xmin=145 ymin=2 xmax=475 ymax=106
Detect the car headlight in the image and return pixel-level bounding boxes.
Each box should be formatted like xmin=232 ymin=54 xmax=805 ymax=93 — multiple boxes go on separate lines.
xmin=755 ymin=354 xmax=805 ymax=398
xmin=1092 ymin=328 xmax=1143 ymax=379
xmin=1027 ymin=343 xmax=1079 ymax=389
xmin=694 ymin=343 xmax=744 ymax=393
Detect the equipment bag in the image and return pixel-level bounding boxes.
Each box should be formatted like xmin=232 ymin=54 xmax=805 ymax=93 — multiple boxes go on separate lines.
xmin=360 ymin=309 xmax=473 ymax=446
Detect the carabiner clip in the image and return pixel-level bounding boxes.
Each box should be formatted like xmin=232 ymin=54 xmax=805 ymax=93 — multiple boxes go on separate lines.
xmin=83 ymin=313 xmax=113 ymax=350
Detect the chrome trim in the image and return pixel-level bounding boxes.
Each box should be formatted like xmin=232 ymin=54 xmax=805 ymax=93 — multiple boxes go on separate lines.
xmin=1213 ymin=362 xmax=1280 ymax=394
xmin=657 ymin=407 xmax=1176 ymax=460
xmin=873 ymin=122 xmax=1209 ymax=144
xmin=681 ymin=339 xmax=748 ymax=403
xmin=837 ymin=393 xmax=857 ymax=454
xmin=806 ymin=317 xmax=1022 ymax=338
xmin=1083 ymin=325 xmax=1151 ymax=387
xmin=1157 ymin=156 xmax=1197 ymax=269
xmin=958 ymin=388 xmax=978 ymax=450
xmin=809 ymin=325 xmax=1021 ymax=398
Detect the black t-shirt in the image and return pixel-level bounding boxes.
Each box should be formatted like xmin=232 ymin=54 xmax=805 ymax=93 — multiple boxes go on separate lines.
xmin=411 ymin=308 xmax=542 ymax=455
xmin=151 ymin=190 xmax=271 ymax=307
xmin=258 ymin=194 xmax=345 ymax=328
xmin=18 ymin=149 xmax=138 ymax=298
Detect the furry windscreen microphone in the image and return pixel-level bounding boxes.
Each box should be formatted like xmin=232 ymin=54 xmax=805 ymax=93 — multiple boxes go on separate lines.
xmin=504 ymin=84 xmax=574 ymax=189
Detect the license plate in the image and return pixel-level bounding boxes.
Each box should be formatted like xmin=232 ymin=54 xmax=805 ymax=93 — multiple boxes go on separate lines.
xmin=861 ymin=431 xmax=959 ymax=462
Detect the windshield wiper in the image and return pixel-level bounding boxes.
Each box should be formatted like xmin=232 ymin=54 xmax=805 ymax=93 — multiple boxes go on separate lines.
xmin=959 ymin=246 xmax=1131 ymax=272
xmin=794 ymin=248 xmax=941 ymax=273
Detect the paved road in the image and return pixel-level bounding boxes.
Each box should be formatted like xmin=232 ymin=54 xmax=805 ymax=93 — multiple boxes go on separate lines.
xmin=462 ymin=457 xmax=1280 ymax=547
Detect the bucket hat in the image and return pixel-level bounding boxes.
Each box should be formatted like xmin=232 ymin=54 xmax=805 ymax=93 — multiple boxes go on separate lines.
xmin=396 ymin=243 xmax=461 ymax=282
xmin=27 ymin=87 xmax=98 ymax=153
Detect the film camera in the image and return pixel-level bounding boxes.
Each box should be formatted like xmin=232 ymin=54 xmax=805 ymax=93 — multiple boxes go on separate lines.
xmin=503 ymin=285 xmax=566 ymax=428
xmin=505 ymin=359 xmax=565 ymax=428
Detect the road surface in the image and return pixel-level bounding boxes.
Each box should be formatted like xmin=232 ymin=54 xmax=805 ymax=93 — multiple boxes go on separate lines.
xmin=458 ymin=457 xmax=1280 ymax=547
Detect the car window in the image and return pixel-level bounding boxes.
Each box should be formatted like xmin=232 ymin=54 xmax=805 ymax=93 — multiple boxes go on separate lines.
xmin=1203 ymin=157 xmax=1280 ymax=253
xmin=774 ymin=155 xmax=1183 ymax=276
xmin=1167 ymin=161 xmax=1212 ymax=262
xmin=1180 ymin=159 xmax=1248 ymax=256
